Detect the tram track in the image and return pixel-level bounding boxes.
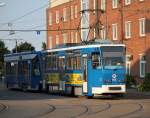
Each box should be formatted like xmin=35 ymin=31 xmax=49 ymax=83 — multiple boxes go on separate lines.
xmin=87 ymin=102 xmax=111 ymax=115
xmin=0 ymin=103 xmax=8 ymax=113
xmin=111 ymin=103 xmax=143 ymax=118
xmin=70 ymin=105 xmax=89 ymax=118
xmin=32 ymin=104 xmax=56 ymax=118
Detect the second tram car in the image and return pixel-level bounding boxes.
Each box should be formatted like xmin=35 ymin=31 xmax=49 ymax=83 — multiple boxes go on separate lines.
xmin=4 ymin=51 xmax=42 ymax=91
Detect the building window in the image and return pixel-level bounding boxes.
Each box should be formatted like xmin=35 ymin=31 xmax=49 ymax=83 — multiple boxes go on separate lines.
xmin=56 ymin=11 xmax=59 ymax=24
xmin=71 ymin=32 xmax=74 ymax=43
xmin=71 ymin=6 xmax=74 ymax=20
xmin=140 ymin=54 xmax=146 ymax=78
xmin=125 ymin=21 xmax=131 ymax=39
xmin=63 ymin=8 xmax=67 ymax=22
xmin=94 ymin=28 xmax=96 ymax=39
xmin=75 ymin=32 xmax=78 ymax=43
xmin=112 ymin=24 xmax=118 ymax=40
xmin=75 ymin=5 xmax=78 ymax=18
xmin=49 ymin=36 xmax=53 ymax=49
xmin=49 ymin=12 xmax=52 ymax=25
xmin=139 ymin=18 xmax=146 ymax=37
xmin=125 ymin=0 xmax=131 ymax=5
xmin=112 ymin=0 xmax=118 ymax=9
xmin=100 ymin=26 xmax=106 ymax=40
xmin=101 ymin=0 xmax=106 ymax=11
xmin=63 ymin=33 xmax=68 ymax=44
xmin=126 ymin=55 xmax=132 ymax=75
xmin=93 ymin=0 xmax=96 ymax=13
xmin=56 ymin=35 xmax=59 ymax=45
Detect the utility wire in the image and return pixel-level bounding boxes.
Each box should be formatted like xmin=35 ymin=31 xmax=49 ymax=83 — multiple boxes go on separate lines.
xmin=0 ymin=0 xmax=60 ymax=27
xmin=0 ymin=27 xmax=91 ymax=32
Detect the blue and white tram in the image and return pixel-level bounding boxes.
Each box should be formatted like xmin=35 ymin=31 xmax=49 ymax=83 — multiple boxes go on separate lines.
xmin=43 ymin=41 xmax=126 ymax=97
xmin=4 ymin=51 xmax=43 ymax=91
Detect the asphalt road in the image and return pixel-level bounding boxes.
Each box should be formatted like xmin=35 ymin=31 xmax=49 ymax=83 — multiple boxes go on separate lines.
xmin=0 ymin=81 xmax=150 ymax=118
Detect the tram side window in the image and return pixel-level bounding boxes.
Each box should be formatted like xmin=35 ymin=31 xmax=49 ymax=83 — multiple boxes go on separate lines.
xmin=58 ymin=57 xmax=65 ymax=70
xmin=67 ymin=55 xmax=81 ymax=70
xmin=23 ymin=61 xmax=29 ymax=77
xmin=92 ymin=52 xmax=101 ymax=69
xmin=75 ymin=56 xmax=81 ymax=70
xmin=5 ymin=62 xmax=18 ymax=75
xmin=6 ymin=62 xmax=11 ymax=75
xmin=46 ymin=55 xmax=58 ymax=70
xmin=67 ymin=56 xmax=74 ymax=70
xmin=32 ymin=59 xmax=40 ymax=76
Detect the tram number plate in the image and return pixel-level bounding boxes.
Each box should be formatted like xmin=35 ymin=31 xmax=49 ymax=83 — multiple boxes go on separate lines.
xmin=109 ymin=87 xmax=121 ymax=90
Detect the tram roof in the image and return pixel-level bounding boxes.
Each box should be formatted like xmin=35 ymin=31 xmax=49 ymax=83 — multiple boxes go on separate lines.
xmin=4 ymin=51 xmax=40 ymax=62
xmin=43 ymin=42 xmax=125 ymax=53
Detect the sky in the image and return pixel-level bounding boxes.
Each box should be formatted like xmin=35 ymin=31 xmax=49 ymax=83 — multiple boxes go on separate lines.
xmin=0 ymin=0 xmax=49 ymax=51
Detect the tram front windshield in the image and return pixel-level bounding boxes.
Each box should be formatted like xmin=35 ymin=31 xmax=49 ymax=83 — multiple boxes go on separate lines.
xmin=102 ymin=46 xmax=125 ymax=69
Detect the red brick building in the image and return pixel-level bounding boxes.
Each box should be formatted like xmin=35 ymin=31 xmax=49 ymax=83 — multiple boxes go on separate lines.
xmin=46 ymin=0 xmax=150 ymax=81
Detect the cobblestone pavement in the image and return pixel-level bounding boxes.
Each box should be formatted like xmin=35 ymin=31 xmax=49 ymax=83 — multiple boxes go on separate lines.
xmin=0 ymin=81 xmax=150 ymax=118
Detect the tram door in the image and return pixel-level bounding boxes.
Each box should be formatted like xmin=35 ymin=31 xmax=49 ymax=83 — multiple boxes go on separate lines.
xmin=82 ymin=54 xmax=88 ymax=93
xmin=23 ymin=61 xmax=30 ymax=87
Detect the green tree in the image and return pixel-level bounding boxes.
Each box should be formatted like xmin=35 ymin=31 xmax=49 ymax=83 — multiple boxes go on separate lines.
xmin=42 ymin=42 xmax=46 ymax=50
xmin=0 ymin=40 xmax=10 ymax=77
xmin=12 ymin=42 xmax=35 ymax=53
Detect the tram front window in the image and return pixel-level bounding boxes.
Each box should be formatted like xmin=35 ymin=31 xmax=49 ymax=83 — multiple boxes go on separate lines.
xmin=102 ymin=46 xmax=125 ymax=69
xmin=103 ymin=57 xmax=124 ymax=68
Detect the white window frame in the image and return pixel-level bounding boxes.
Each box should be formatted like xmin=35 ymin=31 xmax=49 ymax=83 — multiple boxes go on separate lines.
xmin=125 ymin=0 xmax=131 ymax=5
xmin=49 ymin=36 xmax=53 ymax=49
xmin=100 ymin=26 xmax=106 ymax=40
xmin=71 ymin=32 xmax=74 ymax=43
xmin=56 ymin=11 xmax=59 ymax=24
xmin=101 ymin=0 xmax=106 ymax=11
xmin=112 ymin=23 xmax=118 ymax=40
xmin=93 ymin=0 xmax=96 ymax=13
xmin=112 ymin=0 xmax=118 ymax=9
xmin=63 ymin=33 xmax=68 ymax=44
xmin=56 ymin=35 xmax=59 ymax=45
xmin=75 ymin=5 xmax=78 ymax=18
xmin=94 ymin=28 xmax=96 ymax=39
xmin=75 ymin=32 xmax=78 ymax=43
xmin=139 ymin=54 xmax=146 ymax=78
xmin=126 ymin=55 xmax=131 ymax=75
xmin=139 ymin=18 xmax=146 ymax=37
xmin=49 ymin=12 xmax=52 ymax=25
xmin=63 ymin=8 xmax=67 ymax=22
xmin=71 ymin=6 xmax=74 ymax=20
xmin=125 ymin=21 xmax=131 ymax=39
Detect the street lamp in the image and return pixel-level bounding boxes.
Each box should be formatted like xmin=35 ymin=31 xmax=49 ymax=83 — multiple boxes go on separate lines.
xmin=0 ymin=2 xmax=6 ymax=7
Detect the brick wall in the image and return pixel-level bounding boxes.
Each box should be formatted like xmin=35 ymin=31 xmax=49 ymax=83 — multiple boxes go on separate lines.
xmin=46 ymin=0 xmax=150 ymax=80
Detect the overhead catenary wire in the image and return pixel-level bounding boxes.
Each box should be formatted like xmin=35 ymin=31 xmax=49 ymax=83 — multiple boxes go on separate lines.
xmin=0 ymin=0 xmax=60 ymax=27
xmin=0 ymin=27 xmax=92 ymax=32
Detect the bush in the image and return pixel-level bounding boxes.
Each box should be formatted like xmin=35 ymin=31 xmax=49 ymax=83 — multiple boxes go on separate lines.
xmin=126 ymin=75 xmax=136 ymax=88
xmin=138 ymin=73 xmax=150 ymax=92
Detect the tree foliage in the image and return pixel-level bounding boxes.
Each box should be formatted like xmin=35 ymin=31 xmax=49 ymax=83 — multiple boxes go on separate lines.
xmin=12 ymin=42 xmax=35 ymax=53
xmin=0 ymin=40 xmax=10 ymax=77
xmin=42 ymin=42 xmax=46 ymax=50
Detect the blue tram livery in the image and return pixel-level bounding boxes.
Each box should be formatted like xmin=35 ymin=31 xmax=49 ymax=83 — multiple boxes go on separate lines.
xmin=4 ymin=51 xmax=43 ymax=91
xmin=42 ymin=41 xmax=126 ymax=97
xmin=4 ymin=40 xmax=126 ymax=97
